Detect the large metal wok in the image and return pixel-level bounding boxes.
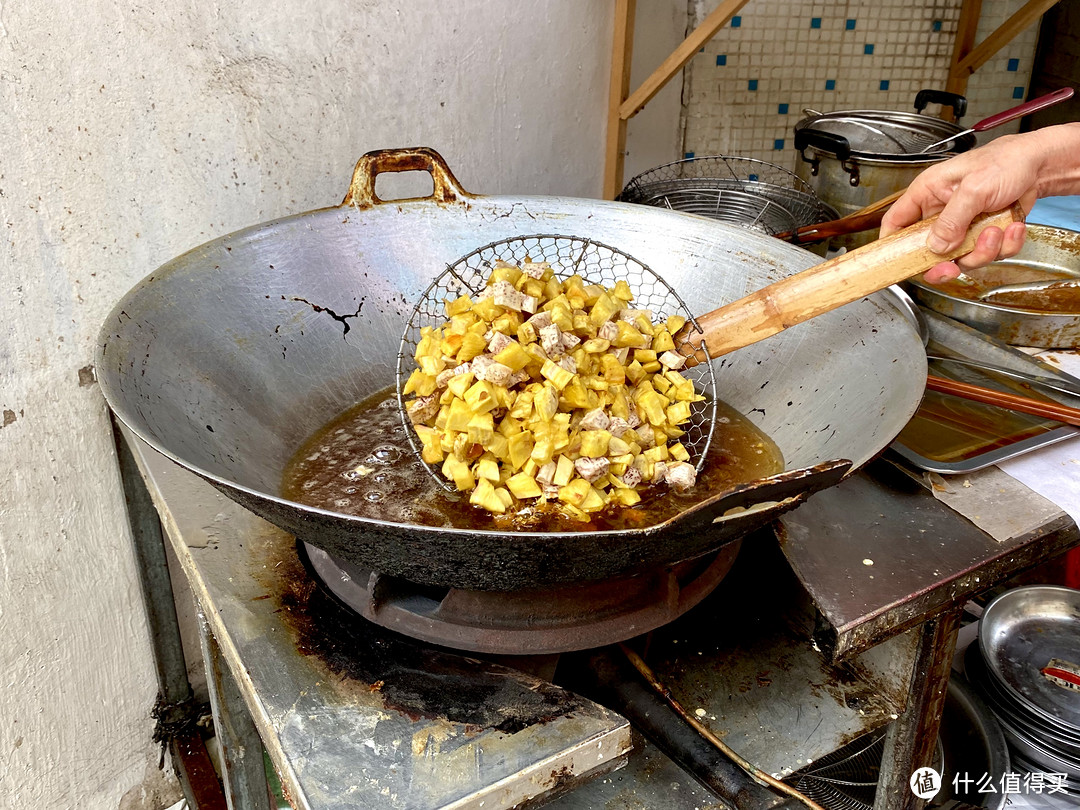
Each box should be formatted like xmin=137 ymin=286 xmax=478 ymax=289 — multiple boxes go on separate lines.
xmin=98 ymin=148 xmax=926 ymax=591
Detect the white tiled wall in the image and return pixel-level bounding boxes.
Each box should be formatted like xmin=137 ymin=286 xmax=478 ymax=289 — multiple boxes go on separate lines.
xmin=678 ymin=0 xmax=1041 ymax=173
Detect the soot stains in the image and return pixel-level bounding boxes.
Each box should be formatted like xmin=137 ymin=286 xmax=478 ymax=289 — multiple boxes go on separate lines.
xmin=264 ymin=542 xmax=579 ymax=733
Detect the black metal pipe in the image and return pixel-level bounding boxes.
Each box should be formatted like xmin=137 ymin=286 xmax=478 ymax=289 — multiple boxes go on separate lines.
xmin=560 ymin=647 xmax=803 ymax=810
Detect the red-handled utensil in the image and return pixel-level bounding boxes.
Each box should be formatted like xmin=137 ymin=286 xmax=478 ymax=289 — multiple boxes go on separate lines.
xmin=918 ymin=87 xmax=1075 ymax=153
xmin=926 ymin=374 xmax=1080 ymax=427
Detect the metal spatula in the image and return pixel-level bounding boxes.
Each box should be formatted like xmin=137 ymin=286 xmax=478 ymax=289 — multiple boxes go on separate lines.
xmin=977 ymin=278 xmax=1080 ymax=304
xmin=917 ymin=88 xmax=1074 ymax=154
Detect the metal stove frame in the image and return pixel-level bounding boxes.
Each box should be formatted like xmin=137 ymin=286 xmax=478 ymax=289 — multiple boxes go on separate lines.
xmin=115 ymin=420 xmax=1079 ymax=810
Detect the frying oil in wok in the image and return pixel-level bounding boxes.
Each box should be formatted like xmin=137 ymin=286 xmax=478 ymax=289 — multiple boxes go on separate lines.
xmin=281 ymin=387 xmax=783 ymax=532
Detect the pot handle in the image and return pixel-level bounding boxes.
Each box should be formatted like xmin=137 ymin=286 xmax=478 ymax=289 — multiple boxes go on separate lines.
xmin=794 ymin=129 xmax=859 ymax=182
xmin=794 ymin=129 xmax=851 ymax=162
xmin=914 ymin=89 xmax=968 ymax=120
xmin=342 ymin=147 xmax=473 ymax=209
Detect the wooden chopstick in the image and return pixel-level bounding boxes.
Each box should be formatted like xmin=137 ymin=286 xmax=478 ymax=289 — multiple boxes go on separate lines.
xmin=926 ymin=374 xmax=1080 ymax=428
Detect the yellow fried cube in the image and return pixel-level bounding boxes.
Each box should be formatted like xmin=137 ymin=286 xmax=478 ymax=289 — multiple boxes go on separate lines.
xmin=541 ymin=359 xmax=575 ymax=390
xmin=506 ymin=472 xmax=543 ymax=499
xmin=579 ymin=430 xmax=611 ymax=458
xmin=444 ymin=295 xmax=473 ymax=317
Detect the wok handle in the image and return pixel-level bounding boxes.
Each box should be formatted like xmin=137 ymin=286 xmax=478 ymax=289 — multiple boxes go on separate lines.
xmin=678 ymin=203 xmax=1024 ymax=365
xmin=342 ymin=147 xmax=472 ymax=209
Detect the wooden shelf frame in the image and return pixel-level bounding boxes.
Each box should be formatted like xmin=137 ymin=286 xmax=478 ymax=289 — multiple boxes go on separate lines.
xmin=604 ymin=0 xmax=1061 ymax=194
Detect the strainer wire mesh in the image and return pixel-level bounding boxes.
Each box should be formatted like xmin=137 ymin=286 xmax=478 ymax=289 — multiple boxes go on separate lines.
xmin=397 ymin=234 xmax=718 ymax=493
xmin=618 ymin=156 xmax=835 ymax=237
xmin=784 ymin=729 xmax=946 ymax=810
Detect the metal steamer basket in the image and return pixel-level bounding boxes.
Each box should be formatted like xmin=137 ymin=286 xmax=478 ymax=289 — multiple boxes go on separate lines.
xmin=618 ymin=156 xmax=838 ymax=249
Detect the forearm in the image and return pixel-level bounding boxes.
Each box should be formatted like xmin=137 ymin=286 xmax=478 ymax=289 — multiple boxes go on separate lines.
xmin=1027 ymin=122 xmax=1080 ymax=199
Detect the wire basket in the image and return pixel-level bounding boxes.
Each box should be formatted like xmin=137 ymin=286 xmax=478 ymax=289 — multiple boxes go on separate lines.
xmin=397 ymin=234 xmax=718 ymax=491
xmin=785 ymin=730 xmax=945 ymax=810
xmin=619 ymin=156 xmax=836 ymax=237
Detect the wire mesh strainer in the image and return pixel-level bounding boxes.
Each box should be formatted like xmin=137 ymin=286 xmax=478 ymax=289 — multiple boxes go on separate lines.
xmin=785 ymin=729 xmax=945 ymax=810
xmin=618 ymin=156 xmax=836 ymax=237
xmin=397 ymin=234 xmax=718 ymax=492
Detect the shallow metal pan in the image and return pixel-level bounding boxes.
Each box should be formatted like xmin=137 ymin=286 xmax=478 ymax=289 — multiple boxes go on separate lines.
xmin=979 ymin=586 xmax=1080 ymax=734
xmin=906 ymin=224 xmax=1080 ymax=348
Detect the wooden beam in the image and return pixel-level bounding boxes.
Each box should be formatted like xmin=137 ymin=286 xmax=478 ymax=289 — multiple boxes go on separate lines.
xmin=944 ymin=0 xmax=983 ymax=105
xmin=618 ymin=0 xmax=752 ymax=121
xmin=951 ymin=0 xmax=1060 ymax=89
xmin=603 ymin=0 xmax=636 ymax=200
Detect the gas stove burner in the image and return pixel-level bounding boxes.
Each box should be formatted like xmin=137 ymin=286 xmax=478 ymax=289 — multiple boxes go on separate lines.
xmin=303 ymin=541 xmax=740 ymax=655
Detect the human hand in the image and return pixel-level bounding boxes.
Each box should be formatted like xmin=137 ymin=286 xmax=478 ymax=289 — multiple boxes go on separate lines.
xmin=879 ymin=132 xmax=1038 ymax=283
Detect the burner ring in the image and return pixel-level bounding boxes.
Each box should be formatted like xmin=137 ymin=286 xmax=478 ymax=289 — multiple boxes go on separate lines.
xmin=303 ymin=541 xmax=741 ymax=655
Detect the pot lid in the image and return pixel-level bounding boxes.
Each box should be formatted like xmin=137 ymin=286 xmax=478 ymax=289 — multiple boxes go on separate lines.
xmin=795 ymin=109 xmax=974 ymax=158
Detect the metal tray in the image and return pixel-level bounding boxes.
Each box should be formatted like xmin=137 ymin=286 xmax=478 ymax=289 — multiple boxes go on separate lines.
xmin=890 ymin=309 xmax=1080 ymax=473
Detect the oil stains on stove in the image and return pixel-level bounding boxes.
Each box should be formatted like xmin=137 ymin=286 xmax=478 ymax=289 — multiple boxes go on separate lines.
xmin=256 ymin=536 xmax=580 ymax=733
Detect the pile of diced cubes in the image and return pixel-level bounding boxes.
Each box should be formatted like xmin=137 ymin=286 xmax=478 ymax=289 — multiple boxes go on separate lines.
xmin=402 ymin=259 xmax=702 ymax=519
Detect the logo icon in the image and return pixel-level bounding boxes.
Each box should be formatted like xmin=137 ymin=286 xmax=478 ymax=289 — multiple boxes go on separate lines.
xmin=909 ymin=767 xmax=942 ymax=800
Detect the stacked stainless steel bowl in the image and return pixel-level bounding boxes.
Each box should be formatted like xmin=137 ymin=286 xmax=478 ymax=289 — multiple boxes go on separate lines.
xmin=618 ymin=155 xmax=838 ymax=243
xmin=966 ymin=586 xmax=1080 ymax=795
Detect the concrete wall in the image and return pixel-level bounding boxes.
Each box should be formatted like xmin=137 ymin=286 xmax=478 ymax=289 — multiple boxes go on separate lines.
xmin=0 ymin=3 xmax=681 ymax=807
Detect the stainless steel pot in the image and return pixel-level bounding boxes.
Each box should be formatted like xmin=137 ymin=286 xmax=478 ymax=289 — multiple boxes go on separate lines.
xmin=795 ymin=91 xmax=976 ymax=249
xmin=906 ymin=223 xmax=1080 ymax=348
xmin=97 ymin=148 xmax=927 ymax=591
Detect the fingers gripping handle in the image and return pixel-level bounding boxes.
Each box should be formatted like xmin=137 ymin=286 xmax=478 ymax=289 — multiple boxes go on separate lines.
xmin=679 ymin=204 xmax=1024 ymax=366
xmin=343 ymin=147 xmax=472 ymax=209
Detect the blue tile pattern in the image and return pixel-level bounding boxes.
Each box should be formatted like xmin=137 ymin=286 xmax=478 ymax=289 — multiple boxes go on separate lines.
xmin=677 ymin=0 xmax=1040 ymax=173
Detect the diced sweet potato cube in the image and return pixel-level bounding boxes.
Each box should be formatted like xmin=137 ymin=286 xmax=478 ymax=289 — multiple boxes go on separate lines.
xmin=613 ymin=321 xmax=649 ymax=348
xmin=553 ymin=454 xmax=575 ymax=486
xmin=472 ymin=296 xmax=503 ymax=322
xmin=458 ymin=332 xmax=489 ymax=362
xmin=507 ymin=431 xmax=534 ymax=470
xmin=506 ymin=472 xmax=543 ymax=499
xmin=579 ymin=430 xmax=611 ymax=458
xmin=541 ymin=359 xmax=575 ymax=390
xmin=612 ymin=279 xmax=634 ymax=302
xmin=444 ymin=295 xmax=473 ymax=317
xmin=557 ymin=478 xmax=591 ymax=507
xmin=494 ymin=341 xmax=531 ymax=372
xmin=666 ymin=401 xmax=692 ymax=425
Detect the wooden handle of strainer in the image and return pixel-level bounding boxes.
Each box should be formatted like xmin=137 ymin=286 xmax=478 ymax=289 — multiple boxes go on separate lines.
xmin=677 ymin=204 xmax=1024 ymax=365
